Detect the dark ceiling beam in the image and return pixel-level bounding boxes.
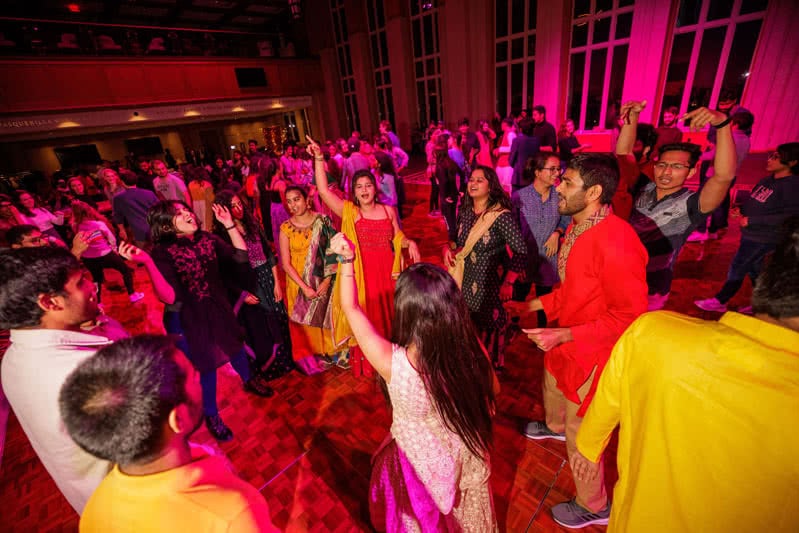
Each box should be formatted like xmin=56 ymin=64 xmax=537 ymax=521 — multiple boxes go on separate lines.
xmin=101 ymin=0 xmax=121 ymax=23
xmin=165 ymin=0 xmax=195 ymax=26
xmin=215 ymin=1 xmax=256 ymax=27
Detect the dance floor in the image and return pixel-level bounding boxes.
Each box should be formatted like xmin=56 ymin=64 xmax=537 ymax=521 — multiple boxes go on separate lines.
xmin=0 ymin=161 xmax=761 ymax=532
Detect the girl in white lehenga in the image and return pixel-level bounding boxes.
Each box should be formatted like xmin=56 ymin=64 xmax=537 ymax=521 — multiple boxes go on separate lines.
xmin=329 ymin=233 xmax=499 ymax=532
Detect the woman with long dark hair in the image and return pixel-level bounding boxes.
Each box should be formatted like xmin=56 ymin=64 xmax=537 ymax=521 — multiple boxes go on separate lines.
xmin=443 ymin=165 xmax=527 ymax=370
xmin=309 ymin=136 xmax=420 ymax=377
xmin=66 ymin=177 xmax=97 ymax=207
xmin=475 ymin=119 xmax=497 ymax=168
xmin=119 ymin=200 xmax=273 ymax=442
xmin=96 ymin=168 xmax=127 ymax=202
xmin=331 ymin=232 xmax=498 ymax=531
xmin=14 ymin=189 xmax=66 ymax=245
xmin=213 ymin=189 xmax=294 ymax=381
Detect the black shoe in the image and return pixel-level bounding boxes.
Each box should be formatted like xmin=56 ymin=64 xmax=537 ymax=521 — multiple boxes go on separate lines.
xmin=204 ymin=414 xmax=233 ymax=442
xmin=244 ymin=376 xmax=274 ymax=397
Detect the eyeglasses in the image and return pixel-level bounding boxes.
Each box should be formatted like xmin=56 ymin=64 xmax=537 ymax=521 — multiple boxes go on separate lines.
xmin=541 ymin=166 xmax=563 ymax=175
xmin=767 ymin=152 xmax=781 ymax=160
xmin=654 ymin=162 xmax=691 ymax=172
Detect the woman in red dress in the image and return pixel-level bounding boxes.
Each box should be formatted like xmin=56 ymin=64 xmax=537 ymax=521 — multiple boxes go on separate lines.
xmin=307 ymin=136 xmax=420 ymax=376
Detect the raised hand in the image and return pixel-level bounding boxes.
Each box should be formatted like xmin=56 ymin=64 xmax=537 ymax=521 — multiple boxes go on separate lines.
xmin=329 ymin=232 xmax=355 ymax=259
xmin=619 ymin=100 xmax=647 ymax=124
xmin=212 ymin=203 xmax=233 ymax=227
xmin=305 ymin=135 xmax=323 ymax=159
xmin=680 ymin=107 xmax=728 ymax=131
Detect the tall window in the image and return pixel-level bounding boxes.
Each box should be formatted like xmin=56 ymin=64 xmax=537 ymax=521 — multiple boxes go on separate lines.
xmin=567 ymin=0 xmax=634 ymax=130
xmin=410 ymin=0 xmax=443 ymax=128
xmin=366 ymin=0 xmax=395 ymax=129
xmin=495 ymin=0 xmax=537 ymax=117
xmin=330 ymin=0 xmax=361 ymax=134
xmin=660 ymin=0 xmax=768 ymax=115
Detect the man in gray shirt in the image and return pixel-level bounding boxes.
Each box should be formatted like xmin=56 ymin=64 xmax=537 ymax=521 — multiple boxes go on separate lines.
xmin=152 ymin=160 xmax=191 ymax=204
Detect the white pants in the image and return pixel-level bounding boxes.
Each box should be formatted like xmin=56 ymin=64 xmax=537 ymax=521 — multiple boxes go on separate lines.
xmin=496 ymin=165 xmax=513 ymax=196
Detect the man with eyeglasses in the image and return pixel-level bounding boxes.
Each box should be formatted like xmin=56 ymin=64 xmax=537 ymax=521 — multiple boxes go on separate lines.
xmin=618 ymin=100 xmax=736 ymax=310
xmin=695 ymin=143 xmax=799 ymax=313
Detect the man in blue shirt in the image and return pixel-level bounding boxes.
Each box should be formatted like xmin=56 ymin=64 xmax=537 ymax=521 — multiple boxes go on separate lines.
xmin=511 ymin=152 xmax=570 ymax=327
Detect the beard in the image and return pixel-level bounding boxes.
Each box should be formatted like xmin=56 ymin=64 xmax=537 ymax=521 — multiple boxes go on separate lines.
xmin=558 ymin=192 xmax=588 ymax=216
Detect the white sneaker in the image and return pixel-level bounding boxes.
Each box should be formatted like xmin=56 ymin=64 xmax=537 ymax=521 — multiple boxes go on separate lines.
xmin=129 ymin=292 xmax=145 ymax=303
xmin=694 ymin=297 xmax=727 ymax=312
xmin=686 ymin=231 xmax=708 ymax=243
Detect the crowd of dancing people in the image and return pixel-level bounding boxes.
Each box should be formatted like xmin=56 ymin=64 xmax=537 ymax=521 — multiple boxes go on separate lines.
xmin=0 ymin=90 xmax=798 ymax=532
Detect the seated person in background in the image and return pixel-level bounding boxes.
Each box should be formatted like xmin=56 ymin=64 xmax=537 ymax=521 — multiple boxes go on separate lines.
xmin=60 ymin=335 xmax=278 ymax=532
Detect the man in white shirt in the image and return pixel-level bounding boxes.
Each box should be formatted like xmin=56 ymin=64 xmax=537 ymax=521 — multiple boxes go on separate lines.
xmin=0 ymin=247 xmax=127 ymax=513
xmin=152 ymin=159 xmax=191 ymax=204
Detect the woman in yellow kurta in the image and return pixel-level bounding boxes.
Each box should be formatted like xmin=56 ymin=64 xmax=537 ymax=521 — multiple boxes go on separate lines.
xmin=279 ymin=185 xmax=340 ymax=375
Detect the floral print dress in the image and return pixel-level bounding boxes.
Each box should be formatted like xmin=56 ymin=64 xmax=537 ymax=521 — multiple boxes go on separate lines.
xmin=455 ymin=209 xmax=527 ymax=356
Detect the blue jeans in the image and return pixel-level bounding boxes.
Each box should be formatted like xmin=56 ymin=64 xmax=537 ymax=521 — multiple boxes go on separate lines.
xmin=163 ymin=311 xmax=251 ymax=416
xmin=715 ymin=238 xmax=775 ymax=304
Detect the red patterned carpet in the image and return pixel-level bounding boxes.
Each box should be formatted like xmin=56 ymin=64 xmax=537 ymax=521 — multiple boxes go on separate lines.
xmin=0 ymin=170 xmax=758 ymax=532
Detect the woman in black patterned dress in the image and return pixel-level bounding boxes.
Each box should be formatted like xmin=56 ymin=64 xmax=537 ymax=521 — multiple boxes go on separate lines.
xmin=213 ymin=190 xmax=294 ymax=381
xmin=443 ymin=165 xmax=527 ymax=370
xmin=120 ymin=200 xmax=274 ymax=443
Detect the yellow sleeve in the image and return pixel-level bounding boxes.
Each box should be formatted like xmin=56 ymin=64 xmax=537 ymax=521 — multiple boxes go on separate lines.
xmin=575 ymin=319 xmax=632 ymax=462
xmin=392 ymin=229 xmax=405 ymax=278
xmin=227 ymin=495 xmax=280 ymax=532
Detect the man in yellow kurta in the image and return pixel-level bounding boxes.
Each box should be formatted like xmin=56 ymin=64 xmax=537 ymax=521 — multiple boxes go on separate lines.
xmin=570 ymin=218 xmax=799 ymax=533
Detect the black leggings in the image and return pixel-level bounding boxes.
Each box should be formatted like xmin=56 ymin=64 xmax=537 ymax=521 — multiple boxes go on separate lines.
xmin=429 ymin=177 xmax=439 ymax=212
xmin=82 ymin=252 xmax=135 ymax=297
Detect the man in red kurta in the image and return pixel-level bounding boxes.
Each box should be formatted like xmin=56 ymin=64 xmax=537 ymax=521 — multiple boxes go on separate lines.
xmin=507 ymin=153 xmax=648 ymax=529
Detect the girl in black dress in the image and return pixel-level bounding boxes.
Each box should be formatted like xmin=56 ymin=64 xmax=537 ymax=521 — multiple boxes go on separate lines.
xmin=120 ymin=200 xmax=273 ymax=442
xmin=443 ymin=166 xmax=527 ymax=371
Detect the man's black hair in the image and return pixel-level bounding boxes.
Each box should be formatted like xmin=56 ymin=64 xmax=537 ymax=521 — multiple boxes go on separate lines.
xmin=0 ymin=247 xmax=81 ymax=329
xmin=59 ymin=335 xmax=189 ymax=466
